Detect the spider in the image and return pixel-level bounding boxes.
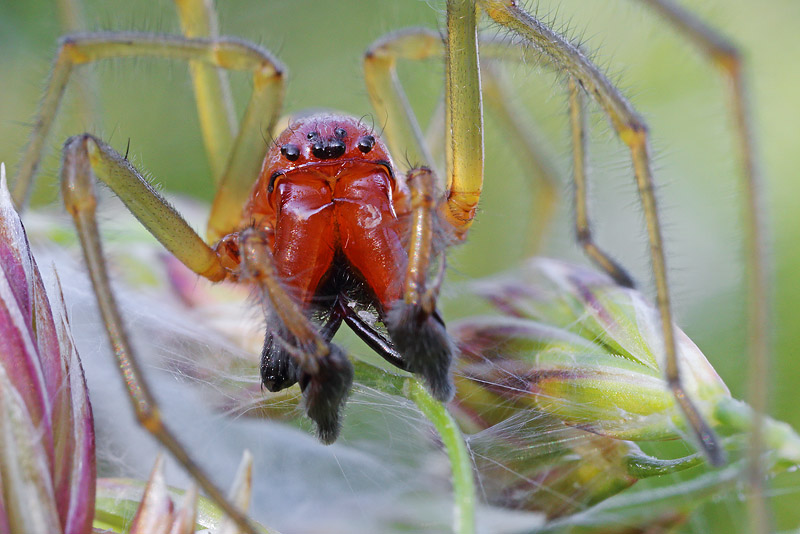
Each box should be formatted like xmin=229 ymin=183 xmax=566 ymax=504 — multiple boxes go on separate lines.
xmin=8 ymin=0 xmax=767 ymax=532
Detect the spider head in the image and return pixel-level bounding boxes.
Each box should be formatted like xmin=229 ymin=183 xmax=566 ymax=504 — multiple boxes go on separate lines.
xmin=265 ymin=113 xmax=393 ymax=174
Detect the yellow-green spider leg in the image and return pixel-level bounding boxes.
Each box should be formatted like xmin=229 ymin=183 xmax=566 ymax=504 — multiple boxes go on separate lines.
xmin=477 ymin=0 xmax=724 ymax=465
xmin=568 ymin=77 xmax=636 ymax=288
xmin=173 ymin=0 xmax=238 ymax=182
xmin=364 ymin=29 xmax=560 ymax=256
xmin=11 ymin=32 xmax=284 ymax=246
xmin=61 ymin=133 xmax=257 ymax=534
xmin=638 ymin=0 xmax=770 ymax=527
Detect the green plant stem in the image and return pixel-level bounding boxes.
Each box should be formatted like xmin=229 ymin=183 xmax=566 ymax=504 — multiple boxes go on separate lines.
xmin=406 ymin=379 xmax=475 ymax=534
xmin=352 ymin=360 xmax=408 ymax=393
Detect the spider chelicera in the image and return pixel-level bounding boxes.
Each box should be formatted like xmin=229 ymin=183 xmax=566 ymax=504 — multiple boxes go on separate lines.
xmin=10 ymin=0 xmax=766 ymax=532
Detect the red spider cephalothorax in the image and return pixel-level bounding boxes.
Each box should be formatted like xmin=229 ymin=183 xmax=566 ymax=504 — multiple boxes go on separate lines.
xmin=212 ymin=114 xmax=454 ymax=442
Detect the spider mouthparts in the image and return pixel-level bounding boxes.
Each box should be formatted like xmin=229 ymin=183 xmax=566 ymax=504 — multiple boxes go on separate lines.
xmin=299 ymin=344 xmax=354 ymax=444
xmin=386 ymin=303 xmax=455 ymax=402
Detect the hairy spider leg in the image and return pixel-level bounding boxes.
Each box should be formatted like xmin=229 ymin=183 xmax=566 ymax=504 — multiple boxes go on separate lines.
xmin=61 ymin=134 xmax=253 ymax=534
xmin=451 ymin=0 xmax=767 ymax=483
xmin=567 ymin=78 xmax=636 ymax=288
xmin=476 ymin=0 xmax=724 ymax=465
xmin=386 ymin=167 xmax=455 ymax=399
xmin=13 ymin=31 xmax=287 ymax=534
xmin=174 ymin=0 xmax=238 ymax=181
xmin=11 ymin=33 xmax=284 ymax=248
xmin=371 ymin=29 xmax=631 ymax=286
xmin=365 ymin=28 xmax=632 ymax=282
xmin=365 ymin=0 xmax=730 ymax=465
xmin=237 ymin=227 xmax=353 ymax=445
xmin=364 ymin=7 xmax=483 ymax=237
xmin=480 ymin=0 xmax=768 ymax=475
xmin=636 ymin=0 xmax=769 ymax=526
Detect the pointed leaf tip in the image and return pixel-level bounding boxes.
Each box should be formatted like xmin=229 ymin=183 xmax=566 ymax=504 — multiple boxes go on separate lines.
xmin=130 ymin=455 xmax=174 ymax=534
xmin=170 ymin=484 xmax=199 ymax=534
xmin=215 ymin=451 xmax=254 ymax=534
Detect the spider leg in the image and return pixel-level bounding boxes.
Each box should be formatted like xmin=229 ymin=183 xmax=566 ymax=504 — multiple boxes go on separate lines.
xmin=259 ymin=295 xmax=346 ymax=393
xmin=60 ymin=135 xmax=256 ymax=534
xmin=366 ymin=29 xmax=562 ymax=255
xmin=478 ymin=0 xmax=724 ymax=465
xmin=441 ymin=0 xmax=484 ymax=238
xmin=364 ymin=28 xmax=441 ymax=172
xmin=10 ymin=33 xmax=284 ymax=246
xmin=173 ymin=0 xmax=238 ymax=181
xmin=55 ymin=0 xmax=100 ymax=130
xmin=238 ymin=229 xmax=353 ymax=444
xmin=386 ymin=167 xmax=455 ymax=402
xmin=637 ymin=0 xmax=770 ymax=524
xmin=365 ymin=32 xmax=460 ymax=400
xmin=363 ymin=21 xmax=630 ymax=397
xmin=568 ymin=77 xmax=636 ymax=288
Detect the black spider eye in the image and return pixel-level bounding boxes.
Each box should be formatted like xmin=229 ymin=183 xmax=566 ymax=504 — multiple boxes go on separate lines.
xmin=280 ymin=144 xmax=300 ymax=161
xmin=357 ymin=135 xmax=375 ymax=154
xmin=334 ymin=127 xmax=347 ymax=138
xmin=307 ymin=131 xmax=319 ymax=140
xmin=312 ymin=139 xmax=346 ymax=159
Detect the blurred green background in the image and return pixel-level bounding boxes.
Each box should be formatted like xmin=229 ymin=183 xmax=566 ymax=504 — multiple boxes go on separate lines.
xmin=1 ymin=0 xmax=799 ymax=531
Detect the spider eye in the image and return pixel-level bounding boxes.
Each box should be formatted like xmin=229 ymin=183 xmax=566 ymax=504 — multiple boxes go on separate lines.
xmin=357 ymin=135 xmax=375 ymax=154
xmin=334 ymin=127 xmax=347 ymax=138
xmin=280 ymin=144 xmax=300 ymax=161
xmin=307 ymin=131 xmax=319 ymax=140
xmin=312 ymin=139 xmax=346 ymax=159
